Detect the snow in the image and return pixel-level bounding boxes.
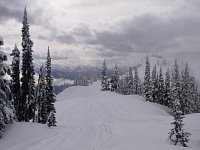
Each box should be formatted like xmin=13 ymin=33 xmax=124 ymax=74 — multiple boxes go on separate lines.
xmin=0 ymin=81 xmax=200 ymax=150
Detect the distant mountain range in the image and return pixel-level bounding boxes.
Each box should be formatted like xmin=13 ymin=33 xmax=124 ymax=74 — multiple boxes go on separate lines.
xmin=34 ymin=55 xmax=200 ymax=94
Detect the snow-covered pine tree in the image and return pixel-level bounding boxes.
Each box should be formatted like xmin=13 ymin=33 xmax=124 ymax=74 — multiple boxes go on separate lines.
xmin=169 ymin=59 xmax=191 ymax=145
xmin=110 ymin=64 xmax=119 ymax=92
xmin=171 ymin=60 xmax=181 ymax=110
xmin=127 ymin=67 xmax=134 ymax=95
xmin=180 ymin=63 xmax=190 ymax=115
xmin=188 ymin=76 xmax=198 ymax=114
xmin=116 ymin=77 xmax=122 ymax=94
xmin=158 ymin=67 xmax=165 ymax=105
xmin=133 ymin=67 xmax=140 ymax=95
xmin=137 ymin=80 xmax=143 ymax=96
xmin=0 ymin=37 xmax=6 ymax=137
xmin=169 ymin=97 xmax=191 ymax=147
xmin=47 ymin=110 xmax=56 ymax=128
xmin=21 ymin=7 xmax=36 ymax=122
xmin=10 ymin=44 xmax=21 ymax=120
xmin=101 ymin=60 xmax=109 ymax=91
xmin=124 ymin=74 xmax=129 ymax=95
xmin=151 ymin=65 xmax=159 ymax=103
xmin=118 ymin=76 xmax=126 ymax=95
xmin=164 ymin=68 xmax=171 ymax=107
xmin=36 ymin=66 xmax=48 ymax=124
xmin=143 ymin=56 xmax=152 ymax=101
xmin=196 ymin=91 xmax=200 ymax=113
xmin=193 ymin=83 xmax=200 ymax=113
xmin=46 ymin=47 xmax=56 ymax=126
xmin=0 ymin=38 xmax=14 ymax=138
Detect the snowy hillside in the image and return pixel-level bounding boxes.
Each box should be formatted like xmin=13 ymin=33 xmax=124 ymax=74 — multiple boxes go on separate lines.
xmin=0 ymin=81 xmax=200 ymax=150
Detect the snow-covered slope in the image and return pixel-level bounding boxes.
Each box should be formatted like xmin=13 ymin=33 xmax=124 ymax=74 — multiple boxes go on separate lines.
xmin=0 ymin=81 xmax=200 ymax=150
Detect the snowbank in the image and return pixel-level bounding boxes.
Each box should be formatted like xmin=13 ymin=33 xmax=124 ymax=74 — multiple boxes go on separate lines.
xmin=0 ymin=81 xmax=200 ymax=150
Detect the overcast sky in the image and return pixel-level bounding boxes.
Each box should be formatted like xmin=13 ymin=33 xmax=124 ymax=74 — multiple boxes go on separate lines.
xmin=0 ymin=0 xmax=200 ymax=68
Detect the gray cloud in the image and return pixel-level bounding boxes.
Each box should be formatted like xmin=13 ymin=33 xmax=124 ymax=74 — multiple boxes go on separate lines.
xmin=38 ymin=31 xmax=76 ymax=44
xmin=55 ymin=33 xmax=76 ymax=44
xmin=0 ymin=0 xmax=51 ymax=26
xmin=82 ymin=14 xmax=200 ymax=58
xmin=71 ymin=23 xmax=92 ymax=37
xmin=1 ymin=0 xmax=200 ymax=67
xmin=33 ymin=53 xmax=68 ymax=60
xmin=0 ymin=4 xmax=23 ymax=22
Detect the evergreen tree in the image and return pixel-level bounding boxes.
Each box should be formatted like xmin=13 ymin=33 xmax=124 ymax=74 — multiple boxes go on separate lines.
xmin=171 ymin=60 xmax=181 ymax=110
xmin=137 ymin=80 xmax=143 ymax=96
xmin=196 ymin=92 xmax=200 ymax=113
xmin=21 ymin=7 xmax=36 ymax=122
xmin=110 ymin=64 xmax=119 ymax=92
xmin=127 ymin=67 xmax=134 ymax=95
xmin=143 ymin=56 xmax=152 ymax=101
xmin=180 ymin=63 xmax=190 ymax=114
xmin=36 ymin=66 xmax=47 ymax=124
xmin=193 ymin=83 xmax=200 ymax=113
xmin=158 ymin=67 xmax=165 ymax=105
xmin=116 ymin=77 xmax=123 ymax=94
xmin=169 ymin=59 xmax=191 ymax=146
xmin=169 ymin=98 xmax=191 ymax=147
xmin=188 ymin=76 xmax=198 ymax=114
xmin=164 ymin=68 xmax=171 ymax=107
xmin=47 ymin=110 xmax=56 ymax=128
xmin=151 ymin=65 xmax=159 ymax=103
xmin=124 ymin=76 xmax=128 ymax=95
xmin=10 ymin=44 xmax=21 ymax=120
xmin=0 ymin=39 xmax=14 ymax=137
xmin=133 ymin=67 xmax=140 ymax=95
xmin=101 ymin=60 xmax=109 ymax=91
xmin=46 ymin=47 xmax=56 ymax=126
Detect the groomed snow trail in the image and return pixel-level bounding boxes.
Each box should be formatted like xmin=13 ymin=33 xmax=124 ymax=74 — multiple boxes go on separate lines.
xmin=1 ymin=81 xmax=200 ymax=150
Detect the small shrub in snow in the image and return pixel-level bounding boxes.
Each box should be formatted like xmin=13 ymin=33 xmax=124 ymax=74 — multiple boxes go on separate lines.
xmin=169 ymin=99 xmax=191 ymax=147
xmin=47 ymin=110 xmax=56 ymax=128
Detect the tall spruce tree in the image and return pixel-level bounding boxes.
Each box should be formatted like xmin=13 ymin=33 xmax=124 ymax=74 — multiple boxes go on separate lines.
xmin=21 ymin=7 xmax=36 ymax=122
xmin=0 ymin=38 xmax=14 ymax=137
xmin=46 ymin=47 xmax=56 ymax=126
xmin=180 ymin=63 xmax=190 ymax=115
xmin=169 ymin=59 xmax=191 ymax=147
xmin=133 ymin=67 xmax=140 ymax=95
xmin=192 ymin=83 xmax=200 ymax=113
xmin=37 ymin=66 xmax=48 ymax=124
xmin=171 ymin=60 xmax=181 ymax=110
xmin=188 ymin=76 xmax=198 ymax=114
xmin=127 ymin=67 xmax=134 ymax=95
xmin=158 ymin=67 xmax=165 ymax=105
xmin=101 ymin=60 xmax=109 ymax=91
xmin=164 ymin=68 xmax=171 ymax=107
xmin=196 ymin=92 xmax=200 ymax=113
xmin=110 ymin=64 xmax=119 ymax=92
xmin=151 ymin=65 xmax=159 ymax=103
xmin=10 ymin=44 xmax=21 ymax=120
xmin=143 ymin=56 xmax=152 ymax=101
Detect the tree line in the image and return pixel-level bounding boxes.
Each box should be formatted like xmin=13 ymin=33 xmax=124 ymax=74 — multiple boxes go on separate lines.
xmin=101 ymin=56 xmax=200 ymax=147
xmin=0 ymin=7 xmax=57 ymax=137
